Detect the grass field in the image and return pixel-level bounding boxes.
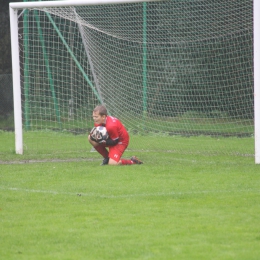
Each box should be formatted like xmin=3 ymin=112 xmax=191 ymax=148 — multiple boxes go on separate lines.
xmin=1 ymin=131 xmax=260 ymax=259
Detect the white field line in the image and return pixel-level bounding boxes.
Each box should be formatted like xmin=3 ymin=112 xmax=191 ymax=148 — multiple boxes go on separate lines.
xmin=0 ymin=186 xmax=259 ymax=199
xmin=0 ymin=157 xmax=248 ymax=166
xmin=0 ymin=158 xmax=98 ymax=164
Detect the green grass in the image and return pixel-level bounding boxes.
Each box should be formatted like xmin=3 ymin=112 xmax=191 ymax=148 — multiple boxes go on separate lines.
xmin=0 ymin=130 xmax=254 ymax=161
xmin=0 ymin=131 xmax=260 ymax=259
xmin=140 ymin=114 xmax=253 ymax=135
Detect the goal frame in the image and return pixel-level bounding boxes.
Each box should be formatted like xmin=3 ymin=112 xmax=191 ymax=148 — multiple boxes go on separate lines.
xmin=9 ymin=0 xmax=259 ymax=163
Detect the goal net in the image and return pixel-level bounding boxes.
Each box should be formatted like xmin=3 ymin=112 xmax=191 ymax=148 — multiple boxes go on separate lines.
xmin=10 ymin=0 xmax=254 ymax=158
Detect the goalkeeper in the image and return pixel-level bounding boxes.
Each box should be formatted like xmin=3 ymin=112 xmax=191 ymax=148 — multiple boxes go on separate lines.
xmin=88 ymin=105 xmax=143 ymax=166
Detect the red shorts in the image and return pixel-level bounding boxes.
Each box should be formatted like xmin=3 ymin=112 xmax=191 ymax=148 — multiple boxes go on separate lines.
xmin=108 ymin=143 xmax=128 ymax=162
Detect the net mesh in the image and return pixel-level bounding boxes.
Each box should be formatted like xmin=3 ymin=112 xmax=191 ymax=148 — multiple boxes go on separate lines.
xmin=16 ymin=0 xmax=253 ymax=156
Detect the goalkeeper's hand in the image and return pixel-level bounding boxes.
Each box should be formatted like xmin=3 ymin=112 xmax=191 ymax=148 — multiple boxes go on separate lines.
xmin=98 ymin=140 xmax=106 ymax=145
xmin=89 ymin=127 xmax=98 ymax=142
xmin=90 ymin=135 xmax=97 ymax=142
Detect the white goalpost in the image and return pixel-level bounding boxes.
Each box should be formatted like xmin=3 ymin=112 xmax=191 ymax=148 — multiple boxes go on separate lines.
xmin=10 ymin=4 xmax=23 ymax=154
xmin=9 ymin=0 xmax=256 ymax=161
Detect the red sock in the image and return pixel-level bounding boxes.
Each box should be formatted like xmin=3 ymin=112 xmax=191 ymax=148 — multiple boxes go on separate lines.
xmin=121 ymin=159 xmax=134 ymax=165
xmin=94 ymin=145 xmax=109 ymax=158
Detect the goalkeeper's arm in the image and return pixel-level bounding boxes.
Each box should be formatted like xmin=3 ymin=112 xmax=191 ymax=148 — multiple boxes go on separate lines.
xmin=100 ymin=138 xmax=119 ymax=146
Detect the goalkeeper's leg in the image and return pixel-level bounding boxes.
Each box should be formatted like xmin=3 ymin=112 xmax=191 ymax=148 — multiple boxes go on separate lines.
xmin=88 ymin=135 xmax=143 ymax=165
xmin=88 ymin=135 xmax=109 ymax=159
xmin=109 ymin=157 xmax=143 ymax=165
xmin=108 ymin=145 xmax=143 ymax=165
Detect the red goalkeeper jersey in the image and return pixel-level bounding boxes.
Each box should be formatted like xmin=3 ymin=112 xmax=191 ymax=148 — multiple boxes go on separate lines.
xmin=94 ymin=116 xmax=129 ymax=145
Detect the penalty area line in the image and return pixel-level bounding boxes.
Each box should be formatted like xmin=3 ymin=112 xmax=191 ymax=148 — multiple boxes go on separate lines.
xmin=0 ymin=158 xmax=99 ymax=165
xmin=0 ymin=186 xmax=259 ymax=199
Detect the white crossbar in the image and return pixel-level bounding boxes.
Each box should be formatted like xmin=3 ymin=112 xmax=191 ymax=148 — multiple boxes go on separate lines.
xmin=10 ymin=0 xmax=162 ymax=9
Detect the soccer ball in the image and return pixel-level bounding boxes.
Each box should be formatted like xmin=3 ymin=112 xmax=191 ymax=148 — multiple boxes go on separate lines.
xmin=95 ymin=126 xmax=109 ymax=141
